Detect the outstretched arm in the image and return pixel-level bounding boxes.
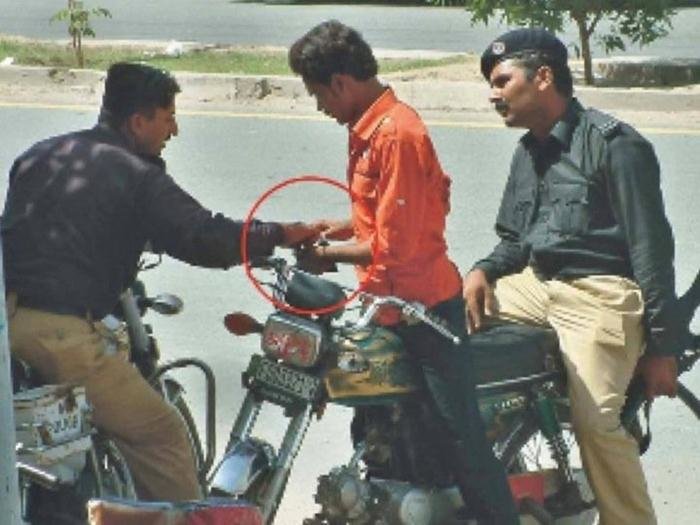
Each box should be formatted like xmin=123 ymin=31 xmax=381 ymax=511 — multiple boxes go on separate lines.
xmin=314 ymin=218 xmax=354 ymax=241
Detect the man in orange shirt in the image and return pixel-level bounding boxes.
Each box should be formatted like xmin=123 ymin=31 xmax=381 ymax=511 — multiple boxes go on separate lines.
xmin=289 ymin=20 xmax=518 ymax=524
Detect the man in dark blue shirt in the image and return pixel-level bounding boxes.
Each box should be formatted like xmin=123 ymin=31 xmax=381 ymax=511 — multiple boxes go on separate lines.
xmin=463 ymin=28 xmax=681 ymax=524
xmin=4 ymin=63 xmax=318 ymax=503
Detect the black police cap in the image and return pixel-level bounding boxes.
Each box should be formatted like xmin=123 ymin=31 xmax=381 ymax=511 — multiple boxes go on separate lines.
xmin=480 ymin=27 xmax=568 ymax=80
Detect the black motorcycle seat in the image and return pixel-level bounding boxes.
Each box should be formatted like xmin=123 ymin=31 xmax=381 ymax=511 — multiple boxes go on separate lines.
xmin=285 ymin=270 xmax=347 ymax=313
xmin=469 ymin=322 xmax=561 ymax=386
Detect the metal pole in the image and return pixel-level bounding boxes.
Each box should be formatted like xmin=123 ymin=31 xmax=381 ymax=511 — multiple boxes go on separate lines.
xmin=0 ymin=240 xmax=22 ymax=524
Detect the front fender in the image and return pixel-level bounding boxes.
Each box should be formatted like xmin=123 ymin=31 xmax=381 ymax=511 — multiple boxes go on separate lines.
xmin=209 ymin=438 xmax=276 ymax=497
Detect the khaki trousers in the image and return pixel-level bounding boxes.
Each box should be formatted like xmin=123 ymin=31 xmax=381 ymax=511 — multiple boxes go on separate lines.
xmin=7 ymin=296 xmax=202 ymax=502
xmin=490 ymin=268 xmax=656 ymax=525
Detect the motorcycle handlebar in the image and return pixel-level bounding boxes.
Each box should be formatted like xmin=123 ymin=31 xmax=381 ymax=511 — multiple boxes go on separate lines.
xmin=355 ymin=295 xmax=462 ymax=346
xmin=248 ymin=257 xmax=461 ymax=344
xmin=248 ymin=256 xmax=286 ymax=271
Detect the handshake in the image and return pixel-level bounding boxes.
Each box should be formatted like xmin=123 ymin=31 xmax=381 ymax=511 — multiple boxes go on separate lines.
xmin=280 ymin=219 xmax=354 ymax=274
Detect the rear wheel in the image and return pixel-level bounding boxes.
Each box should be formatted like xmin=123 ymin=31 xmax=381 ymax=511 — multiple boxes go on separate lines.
xmin=24 ymin=436 xmax=135 ymax=525
xmin=496 ymin=401 xmax=598 ymax=524
xmin=89 ymin=436 xmax=137 ymax=500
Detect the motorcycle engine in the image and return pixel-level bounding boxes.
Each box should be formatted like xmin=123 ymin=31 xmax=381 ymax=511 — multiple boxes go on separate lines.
xmin=313 ymin=466 xmax=460 ymax=525
xmin=351 ymin=403 xmax=452 ymax=487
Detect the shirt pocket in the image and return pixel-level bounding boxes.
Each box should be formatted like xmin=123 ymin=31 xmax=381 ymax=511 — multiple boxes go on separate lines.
xmin=512 ymin=187 xmax=535 ymax=231
xmin=551 ymin=182 xmax=590 ymax=236
xmin=595 ymin=309 xmax=626 ymax=348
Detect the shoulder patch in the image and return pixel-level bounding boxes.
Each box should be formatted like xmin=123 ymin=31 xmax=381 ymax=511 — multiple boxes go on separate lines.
xmin=586 ymin=108 xmax=620 ymax=139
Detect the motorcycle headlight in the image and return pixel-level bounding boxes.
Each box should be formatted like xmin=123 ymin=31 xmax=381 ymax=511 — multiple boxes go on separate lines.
xmin=261 ymin=312 xmax=324 ymax=368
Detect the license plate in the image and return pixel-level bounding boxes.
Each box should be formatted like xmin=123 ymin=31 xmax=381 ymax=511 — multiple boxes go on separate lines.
xmin=245 ymin=355 xmax=322 ymax=408
xmin=14 ymin=385 xmax=89 ymax=448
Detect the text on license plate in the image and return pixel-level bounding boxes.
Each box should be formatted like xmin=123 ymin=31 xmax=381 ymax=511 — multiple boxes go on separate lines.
xmin=249 ymin=355 xmax=321 ymax=402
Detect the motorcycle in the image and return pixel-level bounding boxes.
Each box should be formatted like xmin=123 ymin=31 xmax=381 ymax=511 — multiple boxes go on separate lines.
xmin=205 ymin=256 xmax=700 ymax=525
xmin=12 ymin=323 xmax=136 ymax=524
xmin=82 ymin=259 xmax=271 ymax=525
xmin=11 ymin=257 xmax=216 ymax=524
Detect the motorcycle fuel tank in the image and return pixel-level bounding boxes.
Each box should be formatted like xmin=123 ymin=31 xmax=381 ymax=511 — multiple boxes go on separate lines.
xmin=325 ymin=326 xmax=420 ymax=405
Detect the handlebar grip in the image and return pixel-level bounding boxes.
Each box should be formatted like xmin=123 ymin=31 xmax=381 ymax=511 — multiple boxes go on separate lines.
xmin=411 ymin=307 xmax=462 ymax=345
xmin=248 ymin=256 xmax=274 ymax=269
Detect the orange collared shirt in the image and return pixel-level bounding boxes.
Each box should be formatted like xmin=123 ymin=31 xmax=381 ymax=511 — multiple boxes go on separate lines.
xmin=348 ymin=88 xmax=461 ymax=323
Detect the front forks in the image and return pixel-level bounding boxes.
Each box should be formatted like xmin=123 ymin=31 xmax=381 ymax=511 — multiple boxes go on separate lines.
xmin=226 ymin=390 xmax=314 ymax=523
xmin=259 ymin=405 xmax=313 ymax=521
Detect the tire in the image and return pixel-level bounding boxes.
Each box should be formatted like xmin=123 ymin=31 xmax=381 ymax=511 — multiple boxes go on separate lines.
xmin=89 ymin=436 xmax=137 ymax=500
xmin=24 ymin=482 xmax=87 ymax=525
xmin=242 ymin=466 xmax=289 ymax=525
xmin=496 ymin=401 xmax=598 ymax=524
xmin=24 ymin=436 xmax=135 ymax=525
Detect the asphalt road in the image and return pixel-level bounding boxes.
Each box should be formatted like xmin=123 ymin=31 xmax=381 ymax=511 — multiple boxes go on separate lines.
xmin=1 ymin=106 xmax=699 ymax=523
xmin=2 ymin=1 xmax=700 ymax=58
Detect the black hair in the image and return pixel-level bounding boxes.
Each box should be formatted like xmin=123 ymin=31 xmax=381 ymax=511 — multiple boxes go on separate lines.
xmin=101 ymin=63 xmax=181 ymax=126
xmin=288 ymin=20 xmax=378 ymax=85
xmin=509 ymin=51 xmax=573 ymax=98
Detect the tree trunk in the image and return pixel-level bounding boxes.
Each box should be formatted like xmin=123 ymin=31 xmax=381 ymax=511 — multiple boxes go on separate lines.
xmin=77 ymin=34 xmax=84 ymax=68
xmin=574 ymin=16 xmax=594 ymax=85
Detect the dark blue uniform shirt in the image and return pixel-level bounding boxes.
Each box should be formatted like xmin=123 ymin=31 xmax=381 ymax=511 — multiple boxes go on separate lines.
xmin=2 ymin=123 xmax=283 ymax=319
xmin=474 ymin=99 xmax=680 ymax=356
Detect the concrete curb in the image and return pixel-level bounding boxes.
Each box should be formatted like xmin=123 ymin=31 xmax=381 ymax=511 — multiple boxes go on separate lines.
xmin=1 ymin=64 xmax=697 ymax=115
xmin=0 ymin=64 xmax=698 ymax=136
xmin=596 ymin=57 xmax=700 ymax=87
xmin=1 ymin=36 xmax=698 ymax=120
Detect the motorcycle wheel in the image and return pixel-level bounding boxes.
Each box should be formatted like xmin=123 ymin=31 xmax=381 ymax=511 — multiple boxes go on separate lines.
xmin=163 ymin=378 xmax=206 ymax=483
xmin=244 ymin=469 xmax=290 ymax=525
xmin=24 ymin=436 xmax=135 ymax=525
xmin=89 ymin=436 xmax=137 ymax=500
xmin=496 ymin=402 xmax=599 ymax=525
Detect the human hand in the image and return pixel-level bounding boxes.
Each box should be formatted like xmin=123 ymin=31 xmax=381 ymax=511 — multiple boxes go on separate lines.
xmin=314 ymin=218 xmax=354 ymax=241
xmin=280 ymin=222 xmax=322 ymax=247
xmin=294 ymin=242 xmax=336 ymax=275
xmin=463 ymin=269 xmax=496 ymax=334
xmin=636 ymin=355 xmax=678 ymax=399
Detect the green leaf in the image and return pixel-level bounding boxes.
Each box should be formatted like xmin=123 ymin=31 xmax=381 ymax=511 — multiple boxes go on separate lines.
xmin=425 ymin=0 xmax=675 ymax=85
xmin=49 ymin=1 xmax=113 ymax=68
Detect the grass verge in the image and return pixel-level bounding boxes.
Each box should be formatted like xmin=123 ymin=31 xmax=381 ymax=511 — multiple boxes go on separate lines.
xmin=0 ymin=39 xmax=470 ymax=75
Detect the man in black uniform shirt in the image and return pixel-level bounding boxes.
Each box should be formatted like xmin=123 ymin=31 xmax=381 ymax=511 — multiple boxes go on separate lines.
xmin=2 ymin=63 xmax=318 ymax=501
xmin=463 ymin=28 xmax=681 ymax=525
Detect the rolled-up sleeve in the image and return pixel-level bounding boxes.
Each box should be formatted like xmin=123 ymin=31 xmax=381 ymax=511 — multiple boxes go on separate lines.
xmin=373 ymin=136 xmax=432 ymax=268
